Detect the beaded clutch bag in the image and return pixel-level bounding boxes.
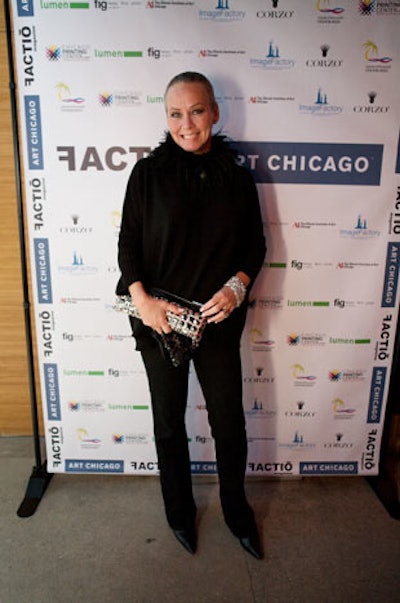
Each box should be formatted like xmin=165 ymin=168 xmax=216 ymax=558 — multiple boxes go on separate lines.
xmin=113 ymin=289 xmax=207 ymax=366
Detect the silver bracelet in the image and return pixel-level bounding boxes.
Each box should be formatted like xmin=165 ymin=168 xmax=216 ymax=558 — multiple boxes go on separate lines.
xmin=224 ymin=275 xmax=247 ymax=307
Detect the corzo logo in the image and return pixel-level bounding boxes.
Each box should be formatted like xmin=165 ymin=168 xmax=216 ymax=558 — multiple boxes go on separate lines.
xmin=353 ymin=92 xmax=390 ymax=114
xmin=306 ymin=44 xmax=343 ymax=68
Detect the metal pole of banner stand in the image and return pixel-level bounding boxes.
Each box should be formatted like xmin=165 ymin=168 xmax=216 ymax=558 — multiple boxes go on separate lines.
xmin=4 ymin=0 xmax=53 ymax=518
xmin=368 ymin=324 xmax=400 ymax=520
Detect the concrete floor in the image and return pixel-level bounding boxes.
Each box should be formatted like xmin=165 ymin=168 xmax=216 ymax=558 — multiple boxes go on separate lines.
xmin=1 ymin=437 xmax=400 ymax=603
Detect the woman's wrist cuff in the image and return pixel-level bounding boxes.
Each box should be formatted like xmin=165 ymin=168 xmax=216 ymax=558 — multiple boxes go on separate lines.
xmin=224 ymin=275 xmax=247 ymax=307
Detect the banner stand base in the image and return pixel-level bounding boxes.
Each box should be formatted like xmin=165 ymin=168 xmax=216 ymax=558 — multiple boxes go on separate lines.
xmin=17 ymin=463 xmax=53 ymax=518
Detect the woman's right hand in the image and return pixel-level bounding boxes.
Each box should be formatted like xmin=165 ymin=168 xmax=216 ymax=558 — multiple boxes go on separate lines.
xmin=128 ymin=282 xmax=182 ymax=335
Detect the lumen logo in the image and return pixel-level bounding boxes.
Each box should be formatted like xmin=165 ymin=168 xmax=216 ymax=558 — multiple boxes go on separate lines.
xmin=94 ymin=49 xmax=143 ymax=58
xmin=40 ymin=1 xmax=89 ymax=8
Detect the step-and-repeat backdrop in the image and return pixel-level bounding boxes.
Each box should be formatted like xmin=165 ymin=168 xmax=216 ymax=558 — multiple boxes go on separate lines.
xmin=10 ymin=0 xmax=400 ymax=478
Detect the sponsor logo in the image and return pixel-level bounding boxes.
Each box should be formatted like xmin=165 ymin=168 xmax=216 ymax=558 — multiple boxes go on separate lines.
xmin=287 ymin=332 xmax=326 ymax=346
xmin=292 ymin=220 xmax=336 ymax=230
xmin=146 ymin=0 xmax=194 ymax=8
xmin=367 ymin=367 xmax=387 ymax=422
xmin=63 ymin=369 xmax=104 ymax=376
xmin=292 ymin=364 xmax=317 ymax=387
xmin=279 ymin=432 xmax=316 ymax=450
xmin=329 ymin=336 xmax=371 ymax=345
xmin=108 ymin=402 xmax=149 ymax=410
xmin=381 ymin=243 xmax=400 ymax=307
xmin=94 ymin=48 xmax=142 ymax=58
xmin=58 ymin=251 xmax=98 ymax=275
xmin=46 ymin=44 xmax=90 ymax=61
xmin=66 ymin=459 xmax=124 ymax=473
xmin=236 ymin=141 xmax=383 ymax=186
xmin=331 ymin=398 xmax=356 ymax=419
xmin=199 ymin=48 xmax=245 ymax=59
xmin=40 ymin=1 xmax=89 ymax=9
xmin=336 ymin=261 xmax=379 ymax=269
xmin=98 ymin=90 xmax=142 ymax=107
xmin=77 ymin=427 xmax=101 ymax=449
xmin=340 ymin=214 xmax=380 ymax=239
xmin=323 ymin=432 xmax=354 ymax=449
xmin=245 ymin=399 xmax=277 ymax=419
xmin=250 ymin=328 xmax=276 ymax=352
xmin=332 ymin=298 xmax=375 ymax=309
xmin=59 ymin=214 xmax=93 ymax=235
xmin=363 ymin=40 xmax=392 ymax=72
xmin=24 ymin=96 xmax=44 ymax=169
xmin=300 ymin=462 xmax=358 ymax=475
xmin=55 ymin=82 xmax=85 ymax=111
xmin=243 ymin=366 xmax=275 ymax=384
xmin=113 ymin=433 xmax=149 ymax=445
xmin=316 ymin=0 xmax=345 ymax=24
xmin=360 ymin=1 xmax=400 ymax=15
xmin=252 ymin=295 xmax=284 ymax=310
xmin=285 ymin=401 xmax=316 ymax=419
xmin=199 ymin=0 xmax=245 ymax=21
xmin=287 ymin=300 xmax=330 ymax=308
xmin=353 ymin=91 xmax=390 ymax=114
xmin=306 ymin=44 xmax=343 ymax=68
xmin=329 ymin=369 xmax=366 ymax=382
xmin=256 ymin=2 xmax=294 ymax=19
xmin=44 ymin=364 xmax=61 ymax=420
xmin=250 ymin=40 xmax=295 ymax=70
xmin=299 ymin=87 xmax=343 ymax=117
xmin=34 ymin=238 xmax=52 ymax=303
xmin=68 ymin=399 xmax=105 ymax=412
xmin=60 ymin=296 xmax=101 ymax=305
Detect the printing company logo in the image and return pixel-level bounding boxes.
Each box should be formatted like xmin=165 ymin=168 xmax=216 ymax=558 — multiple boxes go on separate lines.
xmin=353 ymin=91 xmax=390 ymax=114
xmin=250 ymin=328 xmax=276 ymax=352
xmin=285 ymin=401 xmax=316 ymax=419
xmin=46 ymin=45 xmax=90 ymax=61
xmin=245 ymin=399 xmax=277 ymax=420
xmin=59 ymin=214 xmax=93 ymax=235
xmin=17 ymin=0 xmax=34 ymax=16
xmin=55 ymin=82 xmax=85 ymax=111
xmin=279 ymin=431 xmax=316 ymax=450
xmin=253 ymin=295 xmax=284 ymax=310
xmin=359 ymin=1 xmax=400 ymax=15
xmin=329 ymin=369 xmax=366 ymax=382
xmin=292 ymin=220 xmax=336 ymax=230
xmin=77 ymin=427 xmax=101 ymax=449
xmin=305 ymin=44 xmax=343 ymax=69
xmin=58 ymin=251 xmax=98 ymax=275
xmin=292 ymin=364 xmax=317 ymax=387
xmin=287 ymin=332 xmax=326 ymax=347
xmin=331 ymin=397 xmax=356 ymax=419
xmin=199 ymin=0 xmax=245 ymax=21
xmin=250 ymin=40 xmax=295 ymax=71
xmin=323 ymin=433 xmax=354 ymax=449
xmin=94 ymin=48 xmax=143 ymax=59
xmin=340 ymin=214 xmax=380 ymax=239
xmin=359 ymin=0 xmax=376 ymax=13
xmin=98 ymin=89 xmax=142 ymax=107
xmin=40 ymin=1 xmax=89 ymax=9
xmin=68 ymin=399 xmax=105 ymax=412
xmin=113 ymin=433 xmax=149 ymax=445
xmin=363 ymin=40 xmax=392 ymax=72
xmin=299 ymin=88 xmax=343 ymax=116
xmin=315 ymin=0 xmax=344 ymax=23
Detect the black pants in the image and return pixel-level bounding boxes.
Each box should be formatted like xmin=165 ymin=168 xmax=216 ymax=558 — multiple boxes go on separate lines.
xmin=140 ymin=336 xmax=255 ymax=537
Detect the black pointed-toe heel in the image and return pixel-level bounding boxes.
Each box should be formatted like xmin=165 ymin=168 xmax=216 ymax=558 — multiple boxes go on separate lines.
xmin=239 ymin=532 xmax=263 ymax=560
xmin=172 ymin=528 xmax=197 ymax=554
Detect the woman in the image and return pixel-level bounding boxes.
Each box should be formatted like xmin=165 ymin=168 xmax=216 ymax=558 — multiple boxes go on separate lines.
xmin=117 ymin=72 xmax=266 ymax=558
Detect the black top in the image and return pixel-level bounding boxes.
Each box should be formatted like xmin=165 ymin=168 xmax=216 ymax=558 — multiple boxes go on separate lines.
xmin=116 ymin=133 xmax=266 ymax=347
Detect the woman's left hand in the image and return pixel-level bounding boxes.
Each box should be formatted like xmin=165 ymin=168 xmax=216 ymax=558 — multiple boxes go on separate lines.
xmin=201 ymin=286 xmax=237 ymax=323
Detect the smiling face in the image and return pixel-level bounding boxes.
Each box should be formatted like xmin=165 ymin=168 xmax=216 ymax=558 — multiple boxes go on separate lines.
xmin=165 ymin=81 xmax=220 ymax=154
